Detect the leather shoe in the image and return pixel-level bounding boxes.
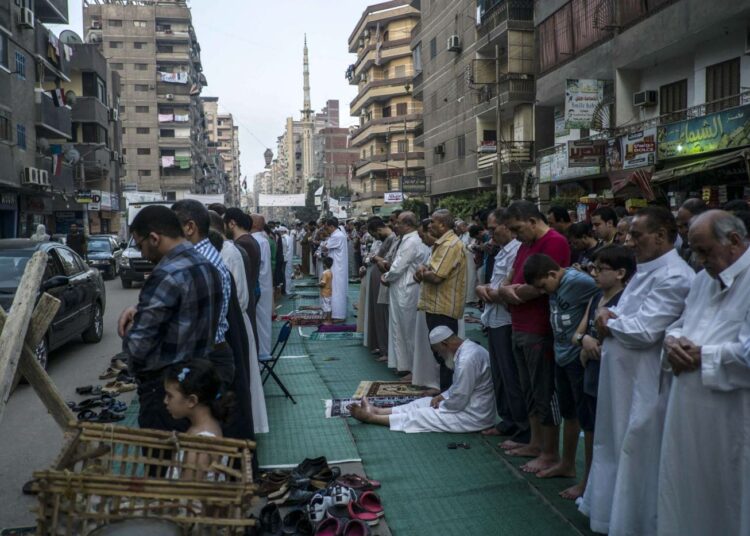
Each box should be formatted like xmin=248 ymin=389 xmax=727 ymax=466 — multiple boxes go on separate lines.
xmin=259 ymin=503 xmax=282 ymax=535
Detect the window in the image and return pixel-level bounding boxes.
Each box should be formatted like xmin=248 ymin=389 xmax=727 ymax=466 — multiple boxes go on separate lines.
xmin=133 ymin=20 xmax=147 ymax=28
xmin=430 ymin=37 xmax=437 ymax=59
xmin=138 ymin=169 xmax=151 ymax=177
xmin=14 ymin=52 xmax=25 ymax=80
xmin=157 ymin=45 xmax=174 ymax=53
xmin=82 ymin=72 xmax=107 ymax=104
xmin=0 ymin=33 xmax=8 ymax=71
xmin=397 ymin=139 xmax=408 ymax=153
xmin=81 ymin=124 xmax=108 ymax=144
xmin=159 ymin=129 xmax=175 ymax=137
xmin=135 ymin=106 xmax=149 ymax=113
xmin=108 ymin=19 xmax=123 ymax=28
xmin=134 ymin=84 xmax=149 ymax=92
xmin=457 ymin=134 xmax=465 ymax=159
xmin=134 ymin=63 xmax=148 ymax=71
xmin=16 ymin=124 xmax=25 ymax=150
xmin=660 ymin=80 xmax=687 ymax=123
xmin=396 ymin=102 xmax=408 ymax=116
xmin=55 ymin=248 xmax=83 ymax=276
xmin=0 ymin=111 xmax=11 ymax=142
xmin=136 ymin=127 xmax=150 ymax=134
xmin=137 ymin=148 xmax=151 ymax=155
xmin=109 ymin=41 xmax=123 ymax=49
xmin=121 ymin=128 xmax=126 ymax=135
xmin=382 ymin=106 xmax=391 ymax=118
xmin=133 ymin=42 xmax=146 ymax=49
xmin=110 ymin=62 xmax=123 ymax=70
xmin=706 ymin=57 xmax=740 ymax=113
xmin=394 ymin=65 xmax=406 ymax=78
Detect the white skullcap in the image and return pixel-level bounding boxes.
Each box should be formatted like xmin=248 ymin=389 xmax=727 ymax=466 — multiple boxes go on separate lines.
xmin=429 ymin=325 xmax=454 ymax=345
xmin=278 ymin=226 xmax=288 ymax=232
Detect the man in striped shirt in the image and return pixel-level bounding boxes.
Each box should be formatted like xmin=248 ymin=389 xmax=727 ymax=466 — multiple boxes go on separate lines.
xmin=172 ymin=200 xmax=234 ymax=389
xmin=415 ymin=209 xmax=467 ymax=389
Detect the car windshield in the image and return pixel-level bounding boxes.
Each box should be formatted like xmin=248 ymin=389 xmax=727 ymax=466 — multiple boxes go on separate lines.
xmin=88 ymin=240 xmax=111 ymax=253
xmin=0 ymin=250 xmax=33 ymax=289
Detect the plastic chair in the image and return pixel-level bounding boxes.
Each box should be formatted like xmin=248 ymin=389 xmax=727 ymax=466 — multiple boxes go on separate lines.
xmin=259 ymin=321 xmax=296 ymax=404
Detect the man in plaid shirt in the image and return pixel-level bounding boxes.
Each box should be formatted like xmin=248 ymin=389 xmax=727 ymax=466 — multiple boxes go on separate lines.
xmin=118 ymin=205 xmax=221 ymax=432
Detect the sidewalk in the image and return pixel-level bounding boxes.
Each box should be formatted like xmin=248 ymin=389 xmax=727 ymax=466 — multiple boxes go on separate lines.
xmin=257 ymin=282 xmax=596 ymax=536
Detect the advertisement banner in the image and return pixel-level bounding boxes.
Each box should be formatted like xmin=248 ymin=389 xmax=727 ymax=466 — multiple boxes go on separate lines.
xmin=606 ymin=128 xmax=657 ymax=171
xmin=258 ymin=193 xmax=306 ymax=207
xmin=657 ymin=104 xmax=750 ymax=160
xmin=100 ymin=191 xmax=112 ymax=210
xmin=401 ymin=175 xmax=428 ymax=193
xmin=88 ymin=190 xmax=102 ymax=211
xmin=565 ymin=79 xmax=605 ymax=129
xmin=568 ymin=139 xmax=607 ymax=167
xmin=75 ymin=190 xmax=93 ymax=204
xmin=383 ymin=191 xmax=403 ymax=204
xmin=554 ymin=106 xmax=569 ymax=138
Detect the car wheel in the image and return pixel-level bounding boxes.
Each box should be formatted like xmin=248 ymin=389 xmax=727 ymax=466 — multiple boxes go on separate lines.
xmin=34 ymin=336 xmax=49 ymax=370
xmin=82 ymin=302 xmax=103 ymax=343
xmin=121 ymin=277 xmax=132 ymax=289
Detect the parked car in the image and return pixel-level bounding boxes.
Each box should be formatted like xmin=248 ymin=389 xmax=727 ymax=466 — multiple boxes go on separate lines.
xmin=50 ymin=234 xmax=67 ymax=245
xmin=0 ymin=239 xmax=106 ymax=369
xmin=86 ymin=235 xmax=123 ymax=280
xmin=119 ymin=237 xmax=155 ymax=288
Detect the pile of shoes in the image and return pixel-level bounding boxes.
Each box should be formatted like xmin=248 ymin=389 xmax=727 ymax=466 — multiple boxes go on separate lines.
xmin=256 ymin=457 xmax=384 ymax=536
xmin=70 ymin=354 xmax=134 ymax=423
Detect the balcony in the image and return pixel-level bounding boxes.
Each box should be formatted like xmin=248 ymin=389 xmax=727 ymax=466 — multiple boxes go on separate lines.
xmin=354 ymin=152 xmax=425 ymax=178
xmin=158 ymin=135 xmax=192 ymax=149
xmin=156 ymin=48 xmax=192 ymax=63
xmin=35 ymin=91 xmax=72 ymax=139
xmin=351 ymin=107 xmax=423 ymax=146
xmin=156 ymin=29 xmax=191 ymax=43
xmin=476 ymin=0 xmax=534 ymax=41
xmin=500 ymin=141 xmax=534 ymax=173
xmin=352 ymin=38 xmax=413 ymax=79
xmin=351 ymin=70 xmax=416 ymax=116
xmin=36 ymin=156 xmax=74 ymax=192
xmin=36 ymin=0 xmax=68 ymax=24
xmin=35 ymin=24 xmax=70 ymax=81
xmin=157 ymin=92 xmax=191 ymax=105
xmin=155 ymin=4 xmax=192 ymax=21
xmin=498 ymin=74 xmax=535 ymax=105
xmin=72 ymin=96 xmax=109 ymax=127
xmin=76 ymin=144 xmax=110 ymax=172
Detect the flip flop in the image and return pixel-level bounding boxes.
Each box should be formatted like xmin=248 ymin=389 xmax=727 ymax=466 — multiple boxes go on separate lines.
xmin=346 ymin=501 xmax=380 ymax=526
xmin=336 ymin=474 xmax=380 ymax=491
xmin=357 ymin=492 xmax=384 ymax=517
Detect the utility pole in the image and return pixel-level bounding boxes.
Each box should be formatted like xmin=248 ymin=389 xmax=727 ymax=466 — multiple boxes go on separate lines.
xmin=402 ymin=115 xmax=408 ymax=196
xmin=495 ymin=44 xmax=503 ymax=206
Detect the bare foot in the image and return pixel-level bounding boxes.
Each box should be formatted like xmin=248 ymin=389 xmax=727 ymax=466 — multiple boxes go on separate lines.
xmin=376 ymin=355 xmax=388 ymax=362
xmin=506 ymin=444 xmax=540 ymax=458
xmin=536 ymin=461 xmax=576 ymax=479
xmin=559 ymin=482 xmax=585 ymax=500
xmin=500 ymin=439 xmax=527 ymax=450
xmin=482 ymin=428 xmax=502 ymax=436
xmin=521 ymin=454 xmax=560 ymax=474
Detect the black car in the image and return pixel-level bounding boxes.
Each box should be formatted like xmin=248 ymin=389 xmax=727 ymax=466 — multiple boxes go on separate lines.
xmin=0 ymin=239 xmax=106 ymax=369
xmin=87 ymin=235 xmax=124 ymax=280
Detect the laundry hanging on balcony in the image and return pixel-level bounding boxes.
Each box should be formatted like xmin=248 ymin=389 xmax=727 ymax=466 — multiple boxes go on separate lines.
xmin=158 ymin=113 xmax=174 ymax=122
xmin=175 ymin=156 xmax=191 ymax=169
xmin=47 ymin=32 xmax=61 ymax=63
xmin=158 ymin=71 xmax=189 ymax=84
xmin=174 ymin=114 xmax=190 ymax=122
xmin=52 ymin=154 xmax=63 ymax=176
xmin=161 ymin=156 xmax=175 ymax=168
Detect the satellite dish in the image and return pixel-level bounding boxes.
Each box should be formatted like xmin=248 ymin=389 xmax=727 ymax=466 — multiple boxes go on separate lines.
xmin=37 ymin=137 xmax=50 ymax=152
xmin=65 ymin=148 xmax=81 ymax=165
xmin=65 ymin=90 xmax=77 ymax=106
xmin=60 ymin=30 xmax=83 ymax=45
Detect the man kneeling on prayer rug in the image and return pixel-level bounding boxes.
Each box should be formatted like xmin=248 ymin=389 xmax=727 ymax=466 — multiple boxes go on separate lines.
xmin=348 ymin=326 xmax=495 ymax=433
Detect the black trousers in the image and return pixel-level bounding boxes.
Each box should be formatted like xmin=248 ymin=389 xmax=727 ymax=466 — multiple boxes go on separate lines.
xmin=425 ymin=313 xmax=459 ymax=391
xmin=137 ymin=377 xmax=190 ymax=432
xmin=488 ymin=325 xmax=528 ymax=431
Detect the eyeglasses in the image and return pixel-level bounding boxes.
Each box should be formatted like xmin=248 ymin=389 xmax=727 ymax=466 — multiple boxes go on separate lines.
xmin=589 ymin=264 xmax=614 ymax=275
xmin=134 ymin=235 xmax=148 ymax=251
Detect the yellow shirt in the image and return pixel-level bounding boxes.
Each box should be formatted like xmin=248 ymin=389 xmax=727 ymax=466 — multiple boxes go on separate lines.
xmin=418 ymin=230 xmax=466 ymax=319
xmin=320 ymin=270 xmax=333 ymax=298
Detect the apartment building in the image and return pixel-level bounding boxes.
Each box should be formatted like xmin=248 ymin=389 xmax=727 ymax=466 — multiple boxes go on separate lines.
xmin=84 ymin=0 xmax=207 ymax=200
xmin=347 ymin=0 xmax=424 ymax=214
xmin=217 ymin=114 xmax=241 ymax=206
xmin=535 ymin=0 xmax=750 ymax=210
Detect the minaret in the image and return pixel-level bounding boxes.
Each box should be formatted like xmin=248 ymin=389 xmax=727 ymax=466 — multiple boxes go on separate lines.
xmin=300 ymin=34 xmax=314 ymax=194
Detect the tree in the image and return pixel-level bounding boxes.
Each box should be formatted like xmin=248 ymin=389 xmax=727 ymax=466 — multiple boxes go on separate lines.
xmin=294 ymin=179 xmax=321 ymax=222
xmin=437 ymin=191 xmax=497 ymax=220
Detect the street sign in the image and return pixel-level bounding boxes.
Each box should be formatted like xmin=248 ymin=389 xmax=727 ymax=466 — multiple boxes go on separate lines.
xmin=75 ymin=190 xmax=93 ymax=204
xmin=384 ymin=191 xmax=403 ymax=204
xmin=401 ymin=175 xmax=428 ymax=193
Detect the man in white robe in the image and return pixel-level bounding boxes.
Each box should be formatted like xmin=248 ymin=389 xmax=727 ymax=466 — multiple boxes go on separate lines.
xmin=280 ymin=226 xmax=294 ymax=294
xmin=383 ymin=212 xmax=427 ymax=373
xmin=659 ymin=210 xmax=750 ymax=536
xmin=251 ymin=214 xmax=274 ymax=359
xmin=580 ymin=206 xmax=693 ymax=536
xmin=212 ymin=223 xmax=269 ymax=434
xmin=322 ymin=218 xmax=349 ymax=322
xmin=349 ymin=326 xmax=495 ymax=433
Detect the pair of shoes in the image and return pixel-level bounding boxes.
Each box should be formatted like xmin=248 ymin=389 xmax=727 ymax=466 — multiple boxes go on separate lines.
xmin=77 ymin=408 xmax=125 ymax=423
xmin=102 ymin=380 xmax=136 ymax=394
xmin=257 ymin=470 xmax=291 ymax=497
xmin=98 ymin=367 xmax=120 ymax=380
xmin=335 ymin=474 xmax=381 ymax=492
xmin=295 ymin=456 xmax=329 ymax=479
xmin=315 ymin=518 xmax=369 ymax=536
xmin=67 ymin=395 xmax=126 ymax=413
xmin=310 ymin=466 xmax=341 ymax=489
xmin=281 ymin=509 xmax=313 ymax=535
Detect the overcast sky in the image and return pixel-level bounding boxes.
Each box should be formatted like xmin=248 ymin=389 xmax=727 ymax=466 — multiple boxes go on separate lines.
xmin=52 ymin=0 xmax=369 ymax=192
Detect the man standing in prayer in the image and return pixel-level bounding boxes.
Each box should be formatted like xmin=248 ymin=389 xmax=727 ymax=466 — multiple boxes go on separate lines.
xmin=369 ymin=217 xmax=399 ymax=362
xmin=675 ymin=197 xmax=708 ymax=270
xmin=590 ymin=207 xmax=618 ymax=245
xmin=348 ymin=327 xmax=495 ymax=433
xmin=658 ymin=210 xmax=750 ymax=536
xmin=415 ymin=209 xmax=467 ymax=390
xmin=580 ymin=206 xmax=693 ymax=536
xmin=476 ymin=208 xmax=527 ymax=441
xmin=280 ymin=226 xmax=295 ymax=294
xmin=382 ymin=212 xmax=427 ymax=376
xmin=322 ymin=217 xmax=349 ymax=322
xmin=224 ymin=208 xmax=261 ymax=353
xmin=251 ymin=214 xmax=274 ymax=359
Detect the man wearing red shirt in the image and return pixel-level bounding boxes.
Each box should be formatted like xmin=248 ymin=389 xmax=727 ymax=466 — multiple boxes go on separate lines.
xmin=493 ymin=201 xmax=570 ymax=474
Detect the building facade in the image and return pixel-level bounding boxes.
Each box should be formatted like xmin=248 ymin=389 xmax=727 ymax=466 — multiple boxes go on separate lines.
xmin=84 ymin=0 xmax=208 ymax=200
xmin=347 ymin=0 xmax=425 ymax=215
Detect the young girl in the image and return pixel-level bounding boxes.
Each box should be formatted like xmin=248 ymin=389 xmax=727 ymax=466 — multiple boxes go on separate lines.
xmin=163 ymin=360 xmax=234 ymax=480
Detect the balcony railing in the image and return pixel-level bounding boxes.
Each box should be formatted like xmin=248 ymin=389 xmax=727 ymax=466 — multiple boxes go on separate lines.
xmin=36 ymin=25 xmax=70 ymax=79
xmin=477 ymin=0 xmax=534 ymax=38
xmin=498 ymin=74 xmax=535 ymax=105
xmin=36 ymin=91 xmax=72 ymax=138
xmin=36 ymin=0 xmax=68 ymax=24
xmin=500 ymin=141 xmax=534 ymax=171
xmin=72 ymin=96 xmax=109 ymax=127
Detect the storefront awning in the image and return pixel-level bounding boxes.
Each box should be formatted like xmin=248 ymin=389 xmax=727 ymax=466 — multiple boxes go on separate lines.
xmin=609 ymin=166 xmax=655 ymax=201
xmin=651 ymin=149 xmax=750 ymax=184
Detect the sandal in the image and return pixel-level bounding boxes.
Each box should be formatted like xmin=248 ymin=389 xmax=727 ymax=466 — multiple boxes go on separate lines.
xmin=75 ymin=385 xmax=103 ymax=396
xmin=311 ymin=466 xmax=342 ymax=489
xmin=96 ymin=409 xmax=126 ymax=423
xmin=357 ymin=492 xmax=383 ymax=517
xmin=314 ymin=517 xmax=343 ymax=536
xmin=346 ymin=501 xmax=380 ymax=526
xmin=336 ymin=474 xmax=380 ymax=491
xmin=343 ymin=519 xmax=371 ymax=536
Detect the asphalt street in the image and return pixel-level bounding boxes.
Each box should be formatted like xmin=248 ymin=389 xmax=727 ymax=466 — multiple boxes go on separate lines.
xmin=0 ymin=277 xmax=140 ymax=529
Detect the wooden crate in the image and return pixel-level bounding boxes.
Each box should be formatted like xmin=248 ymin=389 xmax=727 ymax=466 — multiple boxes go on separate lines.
xmin=32 ymin=423 xmax=257 ymax=535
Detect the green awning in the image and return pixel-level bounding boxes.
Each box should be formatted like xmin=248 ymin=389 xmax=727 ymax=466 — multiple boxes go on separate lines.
xmin=378 ymin=204 xmax=403 ymax=217
xmin=652 ymin=149 xmax=750 ymax=184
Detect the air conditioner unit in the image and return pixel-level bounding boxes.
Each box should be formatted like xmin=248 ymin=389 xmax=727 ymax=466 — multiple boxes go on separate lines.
xmin=22 ymin=167 xmax=39 ymax=185
xmin=166 ymin=94 xmax=174 ymax=100
xmin=108 ymin=107 xmax=119 ymax=121
xmin=89 ymin=33 xmax=101 ymax=43
xmin=111 ymin=150 xmax=118 ymax=162
xmin=19 ymin=7 xmax=34 ymax=29
xmin=359 ymin=73 xmax=367 ymax=83
xmin=633 ymin=90 xmax=658 ymax=107
xmin=447 ymin=35 xmax=462 ymax=52
xmin=434 ymin=143 xmax=445 ymax=156
xmin=38 ymin=170 xmax=50 ymax=187
xmin=91 ymin=19 xmax=102 ymax=29
xmin=118 ymin=155 xmax=126 ymax=165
